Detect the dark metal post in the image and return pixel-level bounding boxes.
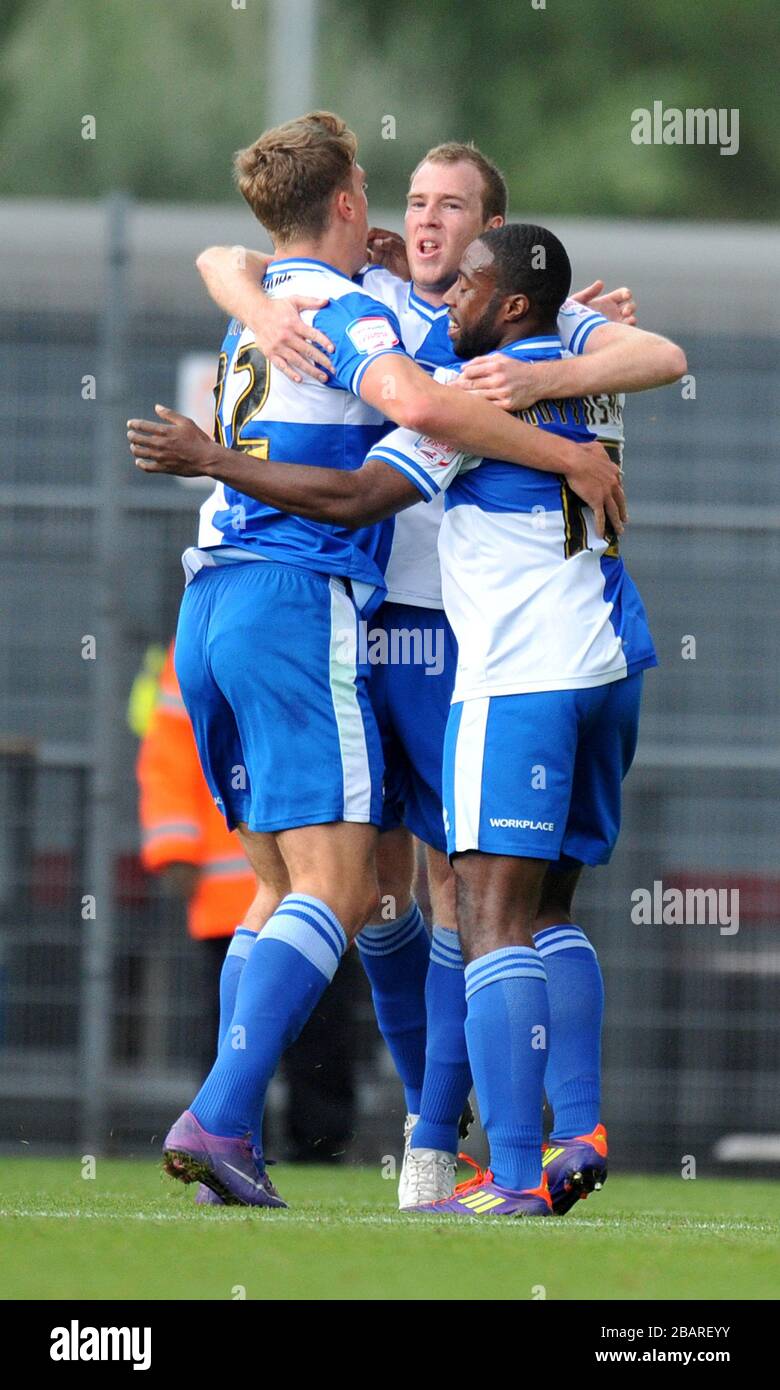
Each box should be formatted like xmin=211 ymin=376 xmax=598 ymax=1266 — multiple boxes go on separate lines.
xmin=79 ymin=193 xmax=130 ymax=1152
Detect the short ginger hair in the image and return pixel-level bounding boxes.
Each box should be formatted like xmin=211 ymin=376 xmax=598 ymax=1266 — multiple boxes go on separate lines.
xmin=234 ymin=110 xmax=358 ymax=243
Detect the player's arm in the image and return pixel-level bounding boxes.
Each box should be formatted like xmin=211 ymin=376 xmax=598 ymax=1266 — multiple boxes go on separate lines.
xmin=459 ymin=321 xmax=687 ymax=411
xmin=356 ymin=352 xmax=626 ymax=534
xmin=194 ymin=257 xmax=624 ymax=523
xmin=128 ymin=407 xmax=422 ymax=526
xmin=560 ymin=319 xmax=686 ymax=394
xmin=129 ymin=358 xmax=625 ymax=536
xmin=195 ymin=245 xmax=335 ymax=383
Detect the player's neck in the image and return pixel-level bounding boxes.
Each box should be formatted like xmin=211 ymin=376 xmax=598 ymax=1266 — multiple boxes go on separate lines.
xmin=270 ymin=233 xmax=357 ymax=280
xmin=412 ymin=282 xmax=447 ymax=309
xmin=497 ymin=315 xmax=557 ymax=350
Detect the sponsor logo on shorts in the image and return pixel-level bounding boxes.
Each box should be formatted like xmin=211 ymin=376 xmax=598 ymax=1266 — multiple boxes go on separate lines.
xmin=488 ymin=818 xmax=555 ymax=831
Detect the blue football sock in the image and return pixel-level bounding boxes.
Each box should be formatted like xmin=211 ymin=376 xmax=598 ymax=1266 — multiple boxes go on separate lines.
xmin=464 ymin=946 xmax=549 ymax=1192
xmin=191 ymin=895 xmax=346 ymax=1143
xmin=356 ymin=900 xmax=430 ymax=1114
xmin=217 ymin=926 xmax=258 ymax=1050
xmin=412 ymin=926 xmax=472 ymax=1154
xmin=534 ymin=924 xmax=603 ymax=1141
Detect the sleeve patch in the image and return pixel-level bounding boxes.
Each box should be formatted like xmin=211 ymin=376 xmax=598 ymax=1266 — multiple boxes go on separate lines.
xmin=412 ymin=436 xmax=462 ymax=468
xmin=346 ymin=316 xmax=400 ymax=355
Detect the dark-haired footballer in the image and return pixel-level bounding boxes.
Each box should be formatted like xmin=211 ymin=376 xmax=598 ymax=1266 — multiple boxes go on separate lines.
xmin=130 ymin=223 xmax=659 ymax=1217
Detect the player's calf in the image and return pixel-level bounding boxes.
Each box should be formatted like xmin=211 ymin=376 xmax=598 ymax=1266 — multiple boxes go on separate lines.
xmin=448 ymin=852 xmax=552 ymax=1195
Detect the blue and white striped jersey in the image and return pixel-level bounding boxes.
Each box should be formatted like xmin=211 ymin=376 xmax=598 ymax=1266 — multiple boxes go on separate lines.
xmin=191 ymin=257 xmax=407 ymax=614
xmin=359 ymin=266 xmax=617 ymax=609
xmin=365 ymin=334 xmax=656 ymax=701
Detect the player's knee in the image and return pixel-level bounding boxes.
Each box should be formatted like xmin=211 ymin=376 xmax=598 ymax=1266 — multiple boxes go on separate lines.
xmin=298 ymin=875 xmax=380 ymax=937
xmin=459 ymin=920 xmax=536 ymax=964
xmin=375 ymin=879 xmax=413 ymax=921
xmin=258 ymin=875 xmax=289 ymax=916
xmin=534 ymin=901 xmax=572 ymax=932
xmin=534 ymin=863 xmax=582 ymax=930
xmin=332 ymin=852 xmax=382 ymax=930
xmin=426 ymin=847 xmax=457 ymax=927
xmin=335 ymin=878 xmax=381 ymax=936
xmin=453 ymin=851 xmax=545 ymax=942
xmin=376 ymin=828 xmax=416 ymax=912
xmin=358 ymin=873 xmax=382 ymax=928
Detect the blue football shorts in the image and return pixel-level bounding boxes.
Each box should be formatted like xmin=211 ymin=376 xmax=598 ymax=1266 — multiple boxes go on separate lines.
xmin=443 ymin=673 xmax=644 ymax=863
xmin=174 ymin=559 xmax=383 ymax=833
xmin=369 ymin=601 xmax=456 ymax=854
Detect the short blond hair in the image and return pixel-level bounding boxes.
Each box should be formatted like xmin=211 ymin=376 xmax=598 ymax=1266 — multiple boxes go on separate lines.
xmin=234 ymin=111 xmax=358 ymax=243
xmin=411 ymin=142 xmax=508 ymax=221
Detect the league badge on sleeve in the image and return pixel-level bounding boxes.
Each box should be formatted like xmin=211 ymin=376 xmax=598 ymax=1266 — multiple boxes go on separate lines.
xmin=413 ymin=436 xmax=461 ymax=468
xmin=346 ymin=316 xmax=400 ymax=354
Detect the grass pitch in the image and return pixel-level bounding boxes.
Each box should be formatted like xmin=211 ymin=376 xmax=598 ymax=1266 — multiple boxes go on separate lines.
xmin=1 ymin=1158 xmax=778 ymax=1301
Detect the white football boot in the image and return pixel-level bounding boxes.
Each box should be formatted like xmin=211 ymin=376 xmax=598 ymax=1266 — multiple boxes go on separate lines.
xmin=397 ymin=1112 xmax=457 ymax=1210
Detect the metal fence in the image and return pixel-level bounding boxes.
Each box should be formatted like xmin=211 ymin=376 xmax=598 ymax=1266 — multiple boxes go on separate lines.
xmin=0 ymin=197 xmax=778 ymax=1172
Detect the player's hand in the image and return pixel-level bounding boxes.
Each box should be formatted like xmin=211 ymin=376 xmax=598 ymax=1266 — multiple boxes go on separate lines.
xmin=254 ymin=296 xmax=335 ymax=384
xmin=563 ymin=440 xmax=628 ymax=539
xmin=127 ymin=406 xmax=215 ymax=475
xmin=367 ymin=227 xmax=410 ymax=280
xmin=571 ymin=279 xmax=638 ymax=326
xmin=456 ymin=354 xmax=541 ymax=411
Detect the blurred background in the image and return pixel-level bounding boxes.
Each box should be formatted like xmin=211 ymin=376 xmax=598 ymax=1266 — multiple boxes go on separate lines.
xmin=0 ymin=0 xmax=777 ymax=1173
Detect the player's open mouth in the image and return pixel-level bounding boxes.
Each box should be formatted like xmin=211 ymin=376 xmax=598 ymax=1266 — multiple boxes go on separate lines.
xmin=447 ymin=315 xmax=460 ymax=337
xmin=416 ymin=239 xmax=442 ymax=259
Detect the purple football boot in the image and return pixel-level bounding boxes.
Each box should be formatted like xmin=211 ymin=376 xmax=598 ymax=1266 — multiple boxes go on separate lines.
xmin=542 ymin=1123 xmax=608 ymax=1215
xmin=411 ymin=1155 xmax=552 ymax=1217
xmin=163 ymin=1110 xmax=287 ymax=1208
xmin=194 ymin=1184 xmax=224 ymax=1205
xmin=194 ymin=1154 xmax=282 ymax=1207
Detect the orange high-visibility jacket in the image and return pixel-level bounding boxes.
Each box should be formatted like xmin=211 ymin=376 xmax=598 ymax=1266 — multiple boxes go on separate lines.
xmin=136 ymin=643 xmax=254 ymax=939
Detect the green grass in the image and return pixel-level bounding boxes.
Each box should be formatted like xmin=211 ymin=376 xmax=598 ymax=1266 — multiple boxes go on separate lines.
xmin=1 ymin=1158 xmax=778 ymax=1301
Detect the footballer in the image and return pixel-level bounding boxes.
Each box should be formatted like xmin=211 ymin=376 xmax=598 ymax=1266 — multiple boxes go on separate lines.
xmin=130 ymin=217 xmax=684 ymax=1215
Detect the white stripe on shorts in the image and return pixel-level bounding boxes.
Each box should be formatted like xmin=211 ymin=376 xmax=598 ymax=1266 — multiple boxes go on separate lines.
xmin=328 ymin=579 xmax=373 ymax=821
xmin=453 ymin=697 xmax=490 ymax=852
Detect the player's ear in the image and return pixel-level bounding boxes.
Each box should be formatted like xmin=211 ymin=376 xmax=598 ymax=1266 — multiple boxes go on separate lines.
xmin=504 ymin=293 xmax=529 ymax=323
xmin=333 ymin=185 xmax=353 ymax=223
xmin=487 ymin=215 xmax=504 ymax=230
